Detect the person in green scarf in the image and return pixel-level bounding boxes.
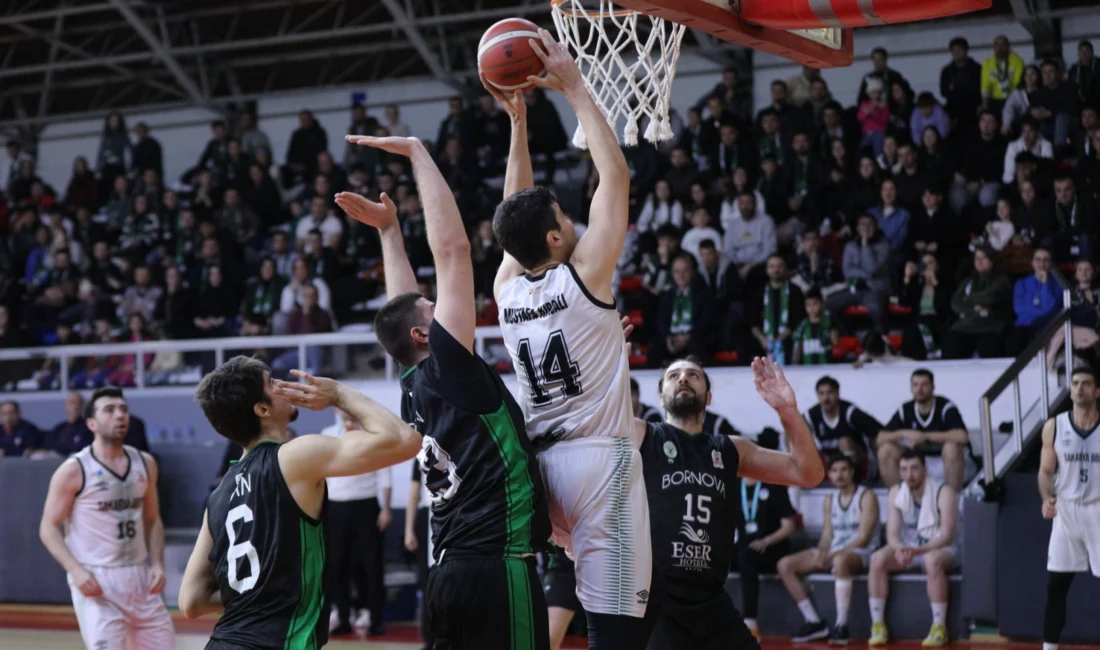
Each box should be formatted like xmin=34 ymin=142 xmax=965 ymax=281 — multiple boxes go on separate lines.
xmin=752 ymin=255 xmax=807 ymax=365
xmin=944 ymin=245 xmax=1013 ymax=359
xmin=793 ymin=289 xmax=838 ymax=365
xmin=652 ymin=254 xmax=717 ymax=367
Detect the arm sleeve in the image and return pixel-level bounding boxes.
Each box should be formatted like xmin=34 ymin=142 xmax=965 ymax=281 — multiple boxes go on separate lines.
xmin=942 ymin=401 xmax=967 ymax=431
xmin=773 ymin=484 xmax=796 ymax=518
xmin=850 ymin=406 xmax=884 ymax=438
xmin=425 ymin=320 xmax=501 ymax=412
xmin=885 ymin=408 xmax=905 ymax=431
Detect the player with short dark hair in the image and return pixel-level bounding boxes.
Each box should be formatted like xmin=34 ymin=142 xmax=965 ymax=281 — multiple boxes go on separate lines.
xmin=179 ymin=358 xmax=420 ymax=649
xmin=804 ymin=376 xmax=882 ymax=479
xmin=335 ymin=133 xmax=552 ymax=650
xmin=40 ymin=386 xmax=175 ymax=650
xmin=1039 ymin=366 xmax=1100 ymax=650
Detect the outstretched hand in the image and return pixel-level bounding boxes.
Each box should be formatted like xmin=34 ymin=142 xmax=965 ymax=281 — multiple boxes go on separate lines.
xmin=751 ymin=356 xmax=797 ymax=411
xmin=273 ymin=370 xmax=342 ymax=411
xmin=345 ymin=134 xmax=425 ymax=157
xmin=480 ymin=73 xmax=527 ymax=121
xmin=335 ymin=191 xmax=398 ymax=231
xmin=526 ymin=28 xmax=583 ymax=96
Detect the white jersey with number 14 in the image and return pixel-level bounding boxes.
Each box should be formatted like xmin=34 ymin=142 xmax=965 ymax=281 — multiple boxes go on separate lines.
xmin=497 ymin=264 xmax=634 ymax=444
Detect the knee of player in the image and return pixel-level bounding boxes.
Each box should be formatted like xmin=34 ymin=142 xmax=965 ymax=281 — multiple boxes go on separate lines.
xmin=777 ymin=555 xmax=795 ymax=576
xmin=832 ymin=554 xmax=852 ymax=576
xmin=869 ymin=548 xmax=889 ymax=571
xmin=922 ymin=553 xmax=945 ymax=575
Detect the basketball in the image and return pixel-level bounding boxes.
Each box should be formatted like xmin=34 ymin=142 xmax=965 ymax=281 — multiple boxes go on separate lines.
xmin=477 ymin=18 xmax=545 ymax=91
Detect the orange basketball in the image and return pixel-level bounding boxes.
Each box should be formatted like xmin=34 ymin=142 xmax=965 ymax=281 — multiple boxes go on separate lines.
xmin=477 ymin=18 xmax=546 ymax=91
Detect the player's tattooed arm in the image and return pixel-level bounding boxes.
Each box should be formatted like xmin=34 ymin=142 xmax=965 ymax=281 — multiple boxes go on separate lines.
xmin=1038 ymin=417 xmax=1058 ymax=517
xmin=180 ymin=509 xmax=223 ymax=618
xmin=39 ymin=459 xmax=102 ymax=597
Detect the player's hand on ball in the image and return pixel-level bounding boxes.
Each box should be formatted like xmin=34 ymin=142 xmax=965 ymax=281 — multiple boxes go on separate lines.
xmin=527 ymin=28 xmax=583 ymax=96
xmin=1042 ymin=497 xmax=1057 ymax=519
xmin=344 ymin=134 xmax=424 ymax=157
xmin=751 ymin=357 xmax=797 ymax=411
xmin=73 ymin=567 xmax=103 ymax=598
xmin=335 ymin=192 xmax=398 ymax=231
xmin=273 ymin=370 xmax=341 ymax=411
xmin=147 ymin=565 xmax=167 ymax=595
xmin=480 ymin=73 xmax=527 ymax=121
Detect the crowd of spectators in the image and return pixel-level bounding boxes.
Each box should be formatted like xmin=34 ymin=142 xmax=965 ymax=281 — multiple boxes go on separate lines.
xmin=1 ymin=32 xmax=1099 ymax=390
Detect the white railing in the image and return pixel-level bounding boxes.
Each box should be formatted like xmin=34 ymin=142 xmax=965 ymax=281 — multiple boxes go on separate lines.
xmin=0 ymin=326 xmax=508 ymax=391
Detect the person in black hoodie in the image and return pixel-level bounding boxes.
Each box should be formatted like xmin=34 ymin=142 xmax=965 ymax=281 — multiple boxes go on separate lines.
xmin=940 ymin=37 xmax=983 ymax=131
xmin=283 ymin=110 xmax=328 ymax=186
xmin=651 ymin=254 xmax=717 ymax=367
xmin=950 ymin=110 xmax=1007 ymax=214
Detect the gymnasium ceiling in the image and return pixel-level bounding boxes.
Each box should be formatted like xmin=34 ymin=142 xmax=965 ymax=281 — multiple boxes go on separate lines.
xmin=0 ymin=0 xmax=1090 ymax=128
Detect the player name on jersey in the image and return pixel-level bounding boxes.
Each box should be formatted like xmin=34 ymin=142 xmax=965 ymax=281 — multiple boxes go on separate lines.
xmin=96 ymin=496 xmax=144 ymax=512
xmin=501 ymin=293 xmax=569 ymax=324
xmin=661 ymin=469 xmax=728 ymax=498
xmin=1063 ymin=452 xmax=1100 ymax=462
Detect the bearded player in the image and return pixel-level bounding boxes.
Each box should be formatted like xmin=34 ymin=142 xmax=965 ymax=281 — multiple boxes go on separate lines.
xmin=487 ymin=28 xmax=651 ymax=649
xmin=39 ymin=386 xmax=176 ymax=650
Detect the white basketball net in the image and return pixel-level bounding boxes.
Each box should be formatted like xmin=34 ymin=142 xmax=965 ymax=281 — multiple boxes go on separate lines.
xmin=550 ymin=0 xmax=686 ymax=148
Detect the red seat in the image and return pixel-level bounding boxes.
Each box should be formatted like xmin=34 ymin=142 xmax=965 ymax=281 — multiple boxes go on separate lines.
xmin=619 ymin=275 xmax=643 ymax=293
xmin=628 ymin=344 xmax=648 ymax=368
xmin=1060 ymin=262 xmax=1076 ymax=275
xmin=887 ymin=333 xmax=903 ymax=349
xmin=843 ymin=304 xmax=870 ymax=318
xmin=833 ymin=336 xmax=861 ymax=358
xmin=627 ymin=309 xmax=644 ymax=328
xmin=888 ymin=303 xmax=912 ymax=316
xmin=493 ymin=359 xmax=513 ymax=373
xmin=712 ymin=350 xmax=739 ymax=364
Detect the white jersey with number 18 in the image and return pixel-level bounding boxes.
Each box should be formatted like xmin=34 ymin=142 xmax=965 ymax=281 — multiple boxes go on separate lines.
xmin=497 ymin=263 xmax=634 ymax=445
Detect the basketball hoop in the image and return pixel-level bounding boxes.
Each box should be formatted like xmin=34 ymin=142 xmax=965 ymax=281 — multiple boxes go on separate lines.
xmin=550 ymin=0 xmax=686 ymax=149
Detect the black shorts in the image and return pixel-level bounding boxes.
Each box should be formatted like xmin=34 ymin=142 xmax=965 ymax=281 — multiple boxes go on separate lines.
xmin=426 ymin=552 xmax=550 ymax=650
xmin=543 ymin=552 xmax=581 ymax=611
xmin=647 ymin=592 xmax=758 ymax=650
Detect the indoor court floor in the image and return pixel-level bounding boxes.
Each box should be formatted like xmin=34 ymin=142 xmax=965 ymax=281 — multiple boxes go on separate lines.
xmin=0 ymin=605 xmax=1086 ymax=650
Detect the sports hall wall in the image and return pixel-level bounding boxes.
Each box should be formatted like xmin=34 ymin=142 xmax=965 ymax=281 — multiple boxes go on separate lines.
xmin=32 ymin=13 xmax=1100 ymax=195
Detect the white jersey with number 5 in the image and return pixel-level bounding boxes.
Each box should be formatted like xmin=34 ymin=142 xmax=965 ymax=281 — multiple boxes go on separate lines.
xmin=1054 ymin=411 xmax=1100 ymax=504
xmin=498 ymin=263 xmax=634 ymax=444
xmin=66 ymin=445 xmax=149 ymax=567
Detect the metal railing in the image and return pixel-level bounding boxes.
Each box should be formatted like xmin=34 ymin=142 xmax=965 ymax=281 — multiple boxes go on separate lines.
xmin=0 ymin=326 xmax=507 ymax=391
xmin=977 ymin=284 xmax=1074 ymax=488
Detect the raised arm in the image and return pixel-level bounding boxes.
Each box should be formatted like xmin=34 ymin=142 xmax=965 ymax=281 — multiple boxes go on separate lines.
xmin=348 ymin=136 xmax=475 ymax=351
xmin=141 ymin=453 xmax=167 ymax=595
xmin=1038 ymin=418 xmax=1058 ymax=517
xmin=528 ymin=29 xmax=629 ymax=303
xmin=482 ymin=77 xmax=531 ymax=300
xmin=274 ymin=371 xmax=421 ymax=482
xmin=335 ymin=190 xmax=418 ymax=299
xmin=733 ymin=358 xmax=826 ymax=488
xmin=39 ymin=459 xmax=101 ymax=596
xmin=179 ymin=509 xmax=222 ymax=618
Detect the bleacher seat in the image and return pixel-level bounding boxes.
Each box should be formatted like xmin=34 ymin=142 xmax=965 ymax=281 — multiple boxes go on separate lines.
xmin=628 ymin=344 xmax=648 ymax=368
xmin=627 ymin=309 xmax=644 ymax=328
xmin=619 ymin=276 xmax=643 ymax=293
xmin=712 ymin=350 xmax=739 ymax=364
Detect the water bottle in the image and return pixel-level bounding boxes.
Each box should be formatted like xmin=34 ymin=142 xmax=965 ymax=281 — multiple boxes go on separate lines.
xmin=768 ymin=338 xmax=786 ymax=366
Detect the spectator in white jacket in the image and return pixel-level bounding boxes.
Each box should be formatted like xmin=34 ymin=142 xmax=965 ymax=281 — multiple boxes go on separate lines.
xmin=680 ymin=208 xmax=724 ymax=268
xmin=636 ymin=179 xmax=684 ymax=233
xmin=719 ymin=167 xmax=766 ymax=232
xmin=1002 ymin=116 xmax=1053 ymax=184
xmin=724 ymin=192 xmax=777 ymax=280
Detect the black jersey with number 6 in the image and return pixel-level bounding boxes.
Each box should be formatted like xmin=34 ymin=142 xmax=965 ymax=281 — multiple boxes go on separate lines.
xmin=206 ymin=440 xmax=328 ymax=650
xmin=640 ymin=422 xmax=741 ymax=604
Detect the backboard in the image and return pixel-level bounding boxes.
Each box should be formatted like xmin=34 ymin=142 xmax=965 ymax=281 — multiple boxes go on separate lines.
xmin=610 ymin=0 xmax=854 ymax=68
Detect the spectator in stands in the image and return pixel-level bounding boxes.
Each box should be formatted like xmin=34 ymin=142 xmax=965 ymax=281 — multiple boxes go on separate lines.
xmin=678 ymin=108 xmax=714 ymax=174
xmin=1004 ymin=117 xmax=1054 ymax=184
xmin=751 ymin=255 xmax=806 ymax=364
xmin=380 ymin=104 xmax=410 ymax=138
xmin=867 ymin=450 xmax=958 ymax=647
xmin=828 ymin=213 xmax=891 ymax=334
xmin=900 ymin=252 xmax=951 ymax=360
xmin=711 ymin=122 xmax=750 ymax=182
xmin=911 ymin=92 xmax=950 ymax=145
xmin=786 ymin=65 xmax=820 ymax=107
xmin=273 ymin=282 xmax=333 ymax=375
xmin=636 ymin=179 xmax=684 ymax=234
xmin=236 ymin=112 xmax=271 ymax=160
xmin=317 ymin=151 xmax=348 ymax=197
xmin=70 ymin=318 xmax=120 ymax=388
xmin=198 ymin=120 xmax=230 ymax=182
xmin=869 ymin=179 xmax=911 ymax=259
xmin=1047 ymin=259 xmax=1100 ymax=370
xmin=651 ymin=253 xmax=716 ymax=367
xmin=941 ymin=37 xmax=982 ymax=129
xmin=48 ymin=392 xmax=93 ymax=456
xmin=1069 ymin=40 xmax=1100 ymax=107
xmin=982 ymin=35 xmax=1025 ymax=115
xmin=1034 ymin=59 xmax=1078 ymax=150
xmin=807 ymin=78 xmax=834 ymax=129
xmin=663 ymin=148 xmax=698 ymax=203
xmin=878 ymin=368 xmax=970 ymax=490
xmin=63 ymin=156 xmax=100 ymax=212
xmin=1048 ymin=175 xmax=1097 ymax=262
xmin=118 ymin=265 xmax=162 ymax=324
xmin=154 ymin=265 xmax=193 ymax=340
xmin=97 ymin=112 xmax=129 ymax=190
xmin=680 ymin=208 xmax=722 ymax=266
xmin=523 ymin=88 xmax=568 ymax=184
xmin=281 ymin=256 xmax=331 ymax=314
xmin=284 ymin=110 xmax=328 ymax=187
xmin=0 ymin=400 xmax=41 ymax=457
xmin=1002 ymin=65 xmax=1042 ymax=137
xmin=757 ymin=109 xmax=786 ymax=168
xmin=192 ymin=265 xmax=236 ymax=338
xmin=945 ymin=245 xmax=1012 ymax=359
xmin=735 ymin=430 xmax=798 ymax=638
xmin=698 ymin=67 xmax=752 ymax=123
xmin=295 ymin=195 xmax=343 ymax=251
xmin=777 ymin=454 xmax=880 ymax=644
xmin=107 ymin=313 xmax=154 ymax=387
xmin=1008 ymin=248 xmax=1062 ymax=355
xmin=719 ymin=167 xmax=762 ymax=230
xmin=858 ymin=47 xmax=912 ymax=105
xmin=215 ymin=187 xmax=260 ymax=250
xmin=724 ymin=192 xmax=777 ymax=282
xmin=792 ymin=288 xmax=837 ymax=365
xmin=892 ymin=141 xmax=926 ymax=213
xmin=783 ymin=130 xmax=822 ymax=230
xmin=887 ymin=81 xmax=915 ymax=141
xmin=631 ymin=377 xmax=662 ymax=422
xmin=858 ymin=78 xmax=890 ymax=155
xmin=791 ymin=229 xmax=842 ymax=298
xmin=241 ymin=258 xmax=286 ymax=327
xmin=345 ymin=103 xmax=380 ymax=170
xmin=910 ymin=186 xmax=966 ymax=267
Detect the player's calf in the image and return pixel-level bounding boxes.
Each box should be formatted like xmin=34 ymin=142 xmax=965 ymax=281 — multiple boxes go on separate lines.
xmin=778 ymin=550 xmax=829 ymax=643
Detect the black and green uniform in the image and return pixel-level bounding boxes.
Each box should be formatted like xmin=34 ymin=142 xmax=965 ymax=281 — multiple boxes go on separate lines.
xmin=792 ymin=314 xmax=833 ymax=365
xmin=402 ymin=320 xmax=551 ymax=650
xmin=205 ymin=440 xmax=327 ymax=650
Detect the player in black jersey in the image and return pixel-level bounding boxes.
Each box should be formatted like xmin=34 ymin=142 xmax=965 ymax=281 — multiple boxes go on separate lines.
xmin=178 ymin=357 xmax=419 ymax=650
xmin=637 ymin=356 xmax=824 ymax=650
xmin=336 ymin=134 xmax=551 ymax=650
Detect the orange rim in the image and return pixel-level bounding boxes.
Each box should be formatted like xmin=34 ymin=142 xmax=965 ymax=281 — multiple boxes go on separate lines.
xmin=550 ymin=0 xmax=636 ymax=18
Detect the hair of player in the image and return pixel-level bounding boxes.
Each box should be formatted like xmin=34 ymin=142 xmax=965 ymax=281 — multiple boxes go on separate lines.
xmin=657 ymin=355 xmax=712 ymax=393
xmin=827 ymin=453 xmax=854 ymax=471
xmin=912 ymin=368 xmax=935 ymax=384
xmin=85 ymin=386 xmax=124 ymax=420
xmin=900 ymin=448 xmax=926 ymax=465
xmin=374 ymin=292 xmax=428 ymax=369
xmin=1071 ymin=366 xmax=1098 ymax=383
xmin=194 ymin=356 xmax=271 ymax=448
xmin=630 ymin=377 xmax=639 ymax=393
xmin=816 ymin=375 xmax=840 ymax=392
xmin=492 ymin=186 xmax=560 ymax=269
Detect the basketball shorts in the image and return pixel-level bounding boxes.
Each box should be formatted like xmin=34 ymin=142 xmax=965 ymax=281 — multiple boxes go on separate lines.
xmin=426 ymin=552 xmax=549 ymax=650
xmin=829 ymin=544 xmax=877 ymax=571
xmin=1047 ymin=499 xmax=1100 ymax=577
xmin=539 ymin=436 xmax=652 ymax=619
xmin=647 ymin=592 xmax=759 ymax=650
xmin=69 ymin=564 xmax=175 ymax=650
xmin=542 ymin=553 xmax=580 ymax=611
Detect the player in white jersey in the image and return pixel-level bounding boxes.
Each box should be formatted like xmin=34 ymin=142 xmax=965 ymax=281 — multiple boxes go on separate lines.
xmin=39 ymin=387 xmax=175 ymax=650
xmin=484 ymin=29 xmax=647 ymax=649
xmin=777 ymin=454 xmax=881 ymax=645
xmin=1039 ymin=367 xmax=1100 ymax=650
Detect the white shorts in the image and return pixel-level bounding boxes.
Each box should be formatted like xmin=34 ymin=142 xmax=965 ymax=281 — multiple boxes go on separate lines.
xmin=69 ymin=564 xmax=176 ymax=650
xmin=539 ymin=436 xmax=652 ymax=618
xmin=829 ymin=545 xmax=876 ymax=571
xmin=1047 ymin=499 xmax=1100 ymax=577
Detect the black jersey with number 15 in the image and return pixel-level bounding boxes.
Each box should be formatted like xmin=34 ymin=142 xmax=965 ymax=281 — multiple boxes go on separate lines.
xmin=640 ymin=421 xmax=741 ymax=604
xmin=206 ymin=440 xmax=328 ymax=650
